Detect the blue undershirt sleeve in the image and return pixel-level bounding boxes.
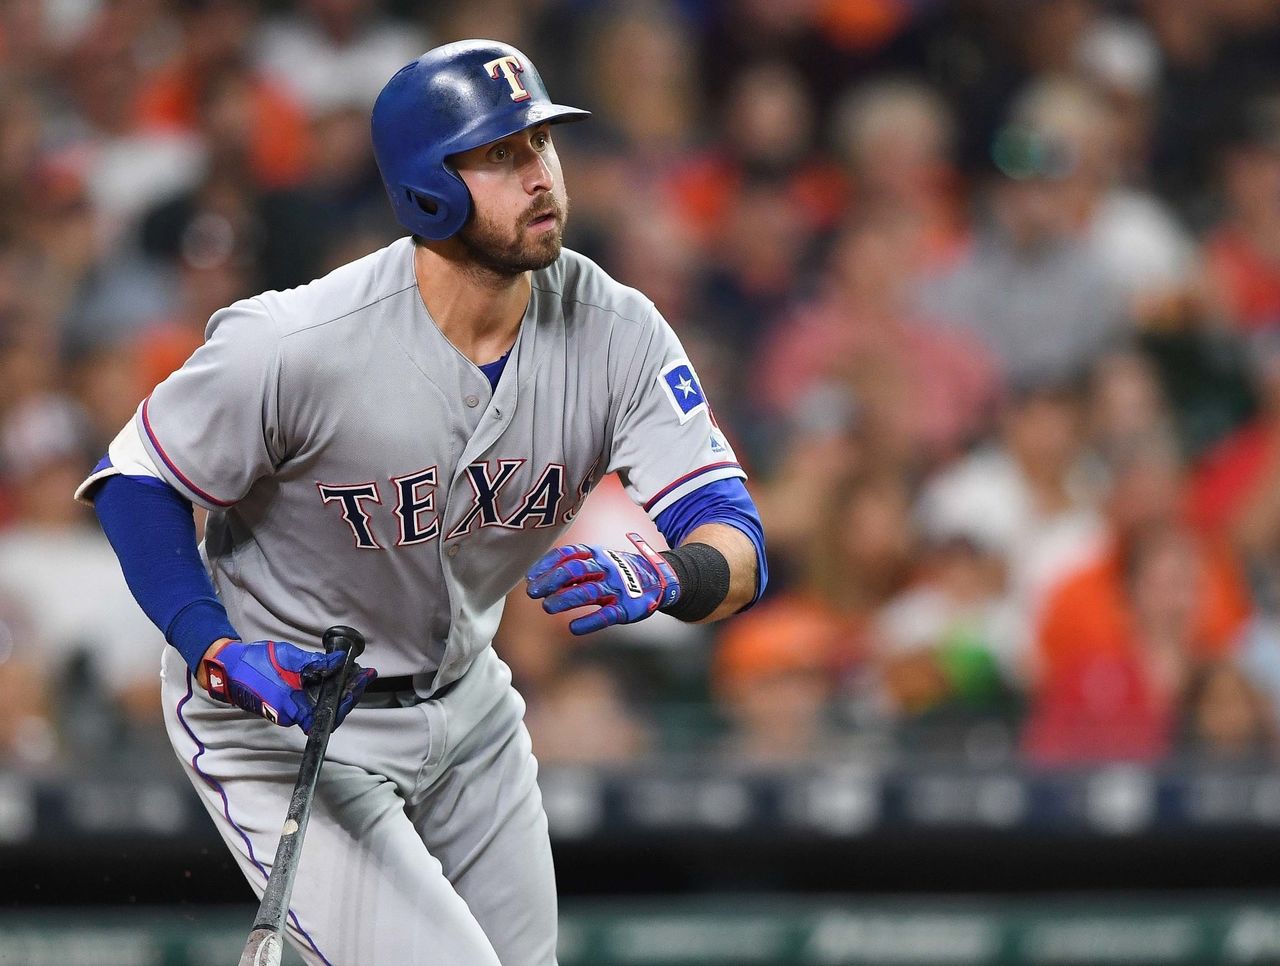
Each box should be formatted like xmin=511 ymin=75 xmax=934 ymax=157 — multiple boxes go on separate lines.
xmin=653 ymin=477 xmax=768 ymax=607
xmin=91 ymin=471 xmax=240 ymax=672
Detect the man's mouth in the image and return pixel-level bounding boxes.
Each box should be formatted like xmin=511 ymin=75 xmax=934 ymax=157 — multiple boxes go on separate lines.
xmin=527 ymin=211 xmax=557 ymax=229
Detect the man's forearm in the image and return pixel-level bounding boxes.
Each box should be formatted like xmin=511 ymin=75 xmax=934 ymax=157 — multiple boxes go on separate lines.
xmin=678 ymin=522 xmax=758 ymax=622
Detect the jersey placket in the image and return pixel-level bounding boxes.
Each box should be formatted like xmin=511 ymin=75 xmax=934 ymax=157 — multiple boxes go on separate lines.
xmin=434 ymin=321 xmax=528 ymax=688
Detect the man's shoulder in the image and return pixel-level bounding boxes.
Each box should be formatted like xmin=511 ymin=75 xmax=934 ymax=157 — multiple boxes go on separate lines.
xmin=535 ymin=248 xmax=655 ymax=329
xmin=250 ymin=237 xmax=417 ymax=338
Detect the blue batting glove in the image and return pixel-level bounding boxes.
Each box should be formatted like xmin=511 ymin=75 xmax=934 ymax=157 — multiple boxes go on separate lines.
xmin=201 ymin=640 xmax=376 ymax=734
xmin=526 ymin=532 xmax=680 ymax=635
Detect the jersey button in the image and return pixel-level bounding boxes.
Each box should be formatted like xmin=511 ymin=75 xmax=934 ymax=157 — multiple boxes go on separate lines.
xmin=464 ymin=394 xmax=479 ymax=408
xmin=447 ymin=544 xmax=460 ymax=557
xmin=493 ymin=408 xmax=503 ymax=419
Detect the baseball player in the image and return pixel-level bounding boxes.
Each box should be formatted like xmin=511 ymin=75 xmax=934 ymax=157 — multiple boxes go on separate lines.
xmin=78 ymin=39 xmax=766 ymax=966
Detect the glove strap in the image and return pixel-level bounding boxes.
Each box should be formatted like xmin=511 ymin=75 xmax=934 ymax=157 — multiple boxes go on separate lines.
xmin=626 ymin=532 xmax=681 ymax=609
xmin=199 ymin=639 xmax=238 ymax=702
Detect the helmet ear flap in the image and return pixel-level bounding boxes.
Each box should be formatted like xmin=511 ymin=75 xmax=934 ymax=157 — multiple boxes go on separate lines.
xmin=404 ymin=187 xmax=459 ymax=241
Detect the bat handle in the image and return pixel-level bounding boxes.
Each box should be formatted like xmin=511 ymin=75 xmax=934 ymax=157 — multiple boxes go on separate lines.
xmin=322 ymin=625 xmax=366 ymax=660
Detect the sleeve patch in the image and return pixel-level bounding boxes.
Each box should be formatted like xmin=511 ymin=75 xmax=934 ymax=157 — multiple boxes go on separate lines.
xmin=659 ymin=359 xmax=708 ymax=424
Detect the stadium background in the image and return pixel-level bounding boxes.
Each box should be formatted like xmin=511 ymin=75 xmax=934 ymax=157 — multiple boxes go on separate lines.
xmin=6 ymin=0 xmax=1280 ymax=963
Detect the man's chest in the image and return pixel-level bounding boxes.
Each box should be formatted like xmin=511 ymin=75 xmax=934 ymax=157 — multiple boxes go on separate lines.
xmin=270 ymin=355 xmax=608 ymax=554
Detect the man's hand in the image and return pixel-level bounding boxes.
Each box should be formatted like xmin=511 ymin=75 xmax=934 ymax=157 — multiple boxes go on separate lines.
xmin=526 ymin=532 xmax=680 ymax=635
xmin=199 ymin=639 xmax=376 ymax=734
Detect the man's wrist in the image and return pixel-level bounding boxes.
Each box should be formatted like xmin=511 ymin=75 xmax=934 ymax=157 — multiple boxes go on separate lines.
xmin=659 ymin=542 xmax=731 ymax=622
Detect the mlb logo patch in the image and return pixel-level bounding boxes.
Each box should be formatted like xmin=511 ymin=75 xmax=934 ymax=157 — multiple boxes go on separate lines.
xmin=659 ymin=359 xmax=708 ymax=424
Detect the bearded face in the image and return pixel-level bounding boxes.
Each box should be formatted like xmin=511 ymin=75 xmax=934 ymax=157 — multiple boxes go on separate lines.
xmin=456 ymin=191 xmax=569 ymax=276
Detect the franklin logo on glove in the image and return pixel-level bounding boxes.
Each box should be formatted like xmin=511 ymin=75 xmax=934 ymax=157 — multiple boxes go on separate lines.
xmin=526 ymin=533 xmax=680 ymax=634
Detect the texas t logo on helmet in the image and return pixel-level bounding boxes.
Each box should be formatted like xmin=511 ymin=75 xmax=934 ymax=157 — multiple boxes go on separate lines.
xmin=484 ymin=55 xmax=531 ymax=102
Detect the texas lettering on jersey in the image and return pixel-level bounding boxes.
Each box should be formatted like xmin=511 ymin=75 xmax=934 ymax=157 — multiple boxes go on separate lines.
xmin=318 ymin=459 xmax=574 ymax=550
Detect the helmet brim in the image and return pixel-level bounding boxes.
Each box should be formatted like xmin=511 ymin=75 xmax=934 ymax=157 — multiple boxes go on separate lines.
xmin=450 ymin=104 xmax=591 ymax=159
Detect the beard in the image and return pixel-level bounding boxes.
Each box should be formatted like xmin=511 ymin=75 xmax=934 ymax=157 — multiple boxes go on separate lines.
xmin=456 ymin=195 xmax=569 ymax=277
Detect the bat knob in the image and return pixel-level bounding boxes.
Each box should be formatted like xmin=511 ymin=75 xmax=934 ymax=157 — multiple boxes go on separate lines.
xmin=322 ymin=625 xmax=366 ymax=659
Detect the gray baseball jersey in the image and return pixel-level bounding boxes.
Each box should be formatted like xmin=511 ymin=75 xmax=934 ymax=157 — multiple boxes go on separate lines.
xmin=125 ymin=236 xmax=743 ymax=687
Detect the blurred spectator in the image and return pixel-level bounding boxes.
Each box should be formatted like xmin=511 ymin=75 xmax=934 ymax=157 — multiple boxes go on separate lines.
xmin=1006 ymin=76 xmax=1197 ymax=323
xmin=698 ymin=0 xmax=862 ymax=126
xmin=1142 ymin=0 xmax=1280 ymax=221
xmin=831 ymin=77 xmax=967 ymax=266
xmin=1204 ymin=93 xmax=1280 ymax=334
xmin=672 ymin=59 xmax=845 ymax=352
xmin=134 ymin=0 xmax=311 ymax=190
xmin=759 ymin=212 xmax=999 ymax=472
xmin=134 ymin=211 xmax=256 ymax=390
xmin=0 ymin=591 xmax=54 ymax=767
xmin=819 ymin=471 xmax=916 ymax=623
xmin=1178 ymin=660 xmax=1277 ymax=761
xmin=873 ymin=528 xmax=1020 ymax=720
xmin=138 ymin=63 xmax=337 ymax=295
xmin=1073 ymin=13 xmax=1163 ymax=180
xmin=1024 ymin=437 xmax=1251 ymax=765
xmin=523 ymin=653 xmax=652 ymax=765
xmin=0 ymin=395 xmax=166 ymax=728
xmin=917 ymin=119 xmax=1129 ymax=389
xmin=751 ymin=385 xmax=862 ymax=583
xmin=65 ymin=341 xmax=148 ymax=455
xmin=54 ymin=3 xmax=206 ymax=249
xmin=431 ymin=0 xmax=539 ymax=55
xmin=254 ymin=0 xmax=428 ymax=115
xmin=672 ymin=59 xmax=845 ymax=245
xmin=917 ymin=384 xmax=1105 ymax=685
xmin=495 ymin=586 xmax=651 ymax=765
xmin=712 ymin=596 xmax=842 ymax=764
xmin=1087 ymin=348 xmax=1176 ymax=459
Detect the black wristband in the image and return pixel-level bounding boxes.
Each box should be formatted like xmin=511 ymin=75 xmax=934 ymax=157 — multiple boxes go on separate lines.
xmin=659 ymin=542 xmax=731 ymax=622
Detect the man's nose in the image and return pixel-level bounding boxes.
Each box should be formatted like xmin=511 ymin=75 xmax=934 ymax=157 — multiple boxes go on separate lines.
xmin=522 ymin=152 xmax=552 ymax=194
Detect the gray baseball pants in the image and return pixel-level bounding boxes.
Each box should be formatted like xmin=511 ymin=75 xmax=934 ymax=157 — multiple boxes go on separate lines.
xmin=161 ymin=644 xmax=558 ymax=966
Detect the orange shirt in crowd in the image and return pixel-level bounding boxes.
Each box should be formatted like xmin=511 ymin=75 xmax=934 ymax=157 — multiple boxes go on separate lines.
xmin=1024 ymin=539 xmax=1251 ymax=765
xmin=1035 ymin=541 xmax=1250 ymax=684
xmin=134 ymin=68 xmax=311 ymax=189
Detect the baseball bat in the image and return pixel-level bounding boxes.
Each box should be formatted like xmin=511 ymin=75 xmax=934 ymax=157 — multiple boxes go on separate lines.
xmin=237 ymin=625 xmax=367 ymax=966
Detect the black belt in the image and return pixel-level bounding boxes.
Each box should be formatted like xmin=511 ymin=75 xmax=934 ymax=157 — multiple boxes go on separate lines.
xmin=364 ymin=674 xmax=417 ymax=693
xmin=362 ymin=673 xmax=460 ymax=700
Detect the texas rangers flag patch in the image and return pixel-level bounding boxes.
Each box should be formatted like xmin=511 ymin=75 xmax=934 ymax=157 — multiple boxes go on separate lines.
xmin=659 ymin=359 xmax=707 ymax=424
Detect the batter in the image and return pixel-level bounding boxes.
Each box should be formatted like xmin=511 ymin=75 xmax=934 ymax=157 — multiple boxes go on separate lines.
xmin=79 ymin=39 xmax=766 ymax=966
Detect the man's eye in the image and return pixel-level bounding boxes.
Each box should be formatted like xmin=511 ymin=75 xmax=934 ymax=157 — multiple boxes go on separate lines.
xmin=491 ymin=147 xmax=508 ymax=161
xmin=533 ymin=134 xmax=548 ymax=149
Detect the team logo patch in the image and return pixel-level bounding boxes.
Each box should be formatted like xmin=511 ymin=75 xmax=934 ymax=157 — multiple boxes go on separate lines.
xmin=659 ymin=359 xmax=708 ymax=424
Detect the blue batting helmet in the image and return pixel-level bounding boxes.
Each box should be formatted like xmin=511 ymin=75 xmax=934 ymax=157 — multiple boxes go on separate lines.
xmin=371 ymin=40 xmax=590 ymax=241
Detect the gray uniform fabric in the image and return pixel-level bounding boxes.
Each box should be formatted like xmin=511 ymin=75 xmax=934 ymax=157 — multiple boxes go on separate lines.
xmin=116 ymin=237 xmax=744 ymax=965
xmin=163 ymin=643 xmax=553 ymax=966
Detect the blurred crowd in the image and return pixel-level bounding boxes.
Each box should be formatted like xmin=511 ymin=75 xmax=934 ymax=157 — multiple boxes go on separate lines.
xmin=6 ymin=0 xmax=1280 ymax=774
